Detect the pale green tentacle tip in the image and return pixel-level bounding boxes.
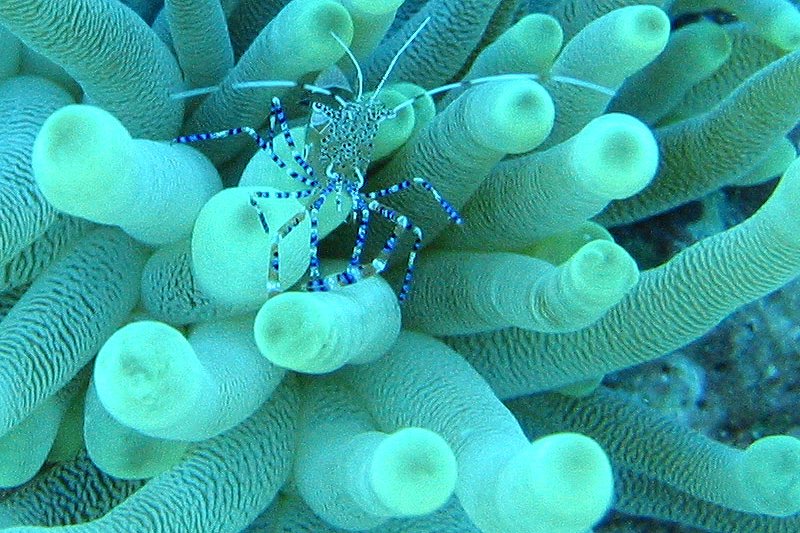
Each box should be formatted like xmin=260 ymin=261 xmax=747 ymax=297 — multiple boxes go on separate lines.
xmin=759 ymin=1 xmax=800 ymax=51
xmin=525 ymin=221 xmax=614 ymax=265
xmin=498 ymin=433 xmax=613 ymax=533
xmin=740 ymin=0 xmax=800 ymax=51
xmin=565 ymin=240 xmax=639 ymax=308
xmin=469 ymin=79 xmax=555 ymax=154
xmin=690 ymin=20 xmax=733 ymax=63
xmin=370 ymin=427 xmax=457 ymax=516
xmin=287 ymin=0 xmax=355 ymax=67
xmin=517 ymin=14 xmax=563 ymax=63
xmin=94 ymin=320 xmax=201 ymax=433
xmin=574 ymin=113 xmax=658 ymax=199
xmin=559 ymin=5 xmax=669 ymax=77
xmin=32 ymin=104 xmax=132 ymax=219
xmin=254 ymin=291 xmax=337 ymax=373
xmin=254 ymin=275 xmax=400 ymax=373
xmin=616 ymin=5 xmax=671 ymax=54
xmin=739 ymin=435 xmax=800 ymax=516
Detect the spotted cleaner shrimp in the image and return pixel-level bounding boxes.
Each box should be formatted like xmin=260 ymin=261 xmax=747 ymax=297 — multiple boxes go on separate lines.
xmin=172 ymin=18 xmax=614 ymax=302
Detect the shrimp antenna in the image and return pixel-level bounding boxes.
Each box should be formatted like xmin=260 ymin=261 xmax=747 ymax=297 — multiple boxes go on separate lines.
xmin=171 ymin=85 xmax=226 ymax=99
xmin=171 ymin=80 xmax=301 ymax=100
xmin=391 ymin=72 xmax=616 ymax=114
xmin=371 ymin=16 xmax=432 ymax=101
xmin=237 ymin=80 xmax=349 ymax=106
xmin=171 ymin=79 xmax=351 ymax=106
xmin=330 ymin=31 xmax=364 ymax=100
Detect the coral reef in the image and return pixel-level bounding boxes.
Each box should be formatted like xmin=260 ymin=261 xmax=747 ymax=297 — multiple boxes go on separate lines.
xmin=0 ymin=0 xmax=799 ymax=532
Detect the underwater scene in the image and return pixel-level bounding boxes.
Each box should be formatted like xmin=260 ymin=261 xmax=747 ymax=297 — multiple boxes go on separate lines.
xmin=0 ymin=0 xmax=799 ymax=532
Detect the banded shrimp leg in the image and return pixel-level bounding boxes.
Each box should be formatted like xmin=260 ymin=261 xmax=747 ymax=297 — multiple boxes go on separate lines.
xmin=173 ymin=88 xmax=350 ymax=294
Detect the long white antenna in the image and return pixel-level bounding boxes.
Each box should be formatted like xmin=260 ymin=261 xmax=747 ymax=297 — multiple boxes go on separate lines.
xmin=233 ymin=80 xmax=348 ymax=106
xmin=171 ymin=85 xmax=223 ymax=99
xmin=330 ymin=31 xmax=364 ymax=100
xmin=171 ymin=78 xmax=353 ymax=106
xmin=371 ymin=16 xmax=432 ymax=101
xmin=391 ymin=73 xmax=616 ymax=114
xmin=231 ymin=80 xmax=301 ymax=91
xmin=172 ymin=80 xmax=303 ymax=99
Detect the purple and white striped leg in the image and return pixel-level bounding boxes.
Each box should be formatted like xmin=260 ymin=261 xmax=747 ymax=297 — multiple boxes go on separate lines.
xmin=367 ymin=177 xmax=464 ymax=225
